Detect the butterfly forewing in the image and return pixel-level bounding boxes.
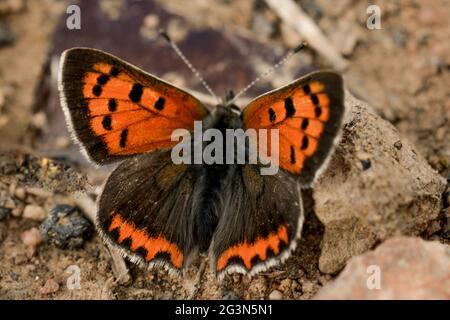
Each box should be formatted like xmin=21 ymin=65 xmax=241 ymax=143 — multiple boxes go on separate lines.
xmin=59 ymin=47 xmax=208 ymax=165
xmin=242 ymin=71 xmax=344 ymax=186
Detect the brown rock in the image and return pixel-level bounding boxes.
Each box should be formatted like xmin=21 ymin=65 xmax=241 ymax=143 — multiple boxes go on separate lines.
xmin=278 ymin=278 xmax=292 ymax=293
xmin=14 ymin=187 xmax=26 ymax=200
xmin=21 ymin=227 xmax=43 ymax=257
xmin=314 ymin=237 xmax=450 ymax=300
xmin=40 ymin=278 xmax=60 ymax=295
xmin=314 ymin=92 xmax=446 ymax=274
xmin=20 ymin=227 xmax=43 ymax=248
xmin=11 ymin=206 xmax=23 ymax=217
xmin=268 ymin=289 xmax=283 ymax=300
xmin=23 ymin=205 xmax=46 ymax=221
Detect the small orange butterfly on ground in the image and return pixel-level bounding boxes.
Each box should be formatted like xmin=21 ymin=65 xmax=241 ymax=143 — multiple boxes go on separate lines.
xmin=58 ymin=37 xmax=344 ymax=277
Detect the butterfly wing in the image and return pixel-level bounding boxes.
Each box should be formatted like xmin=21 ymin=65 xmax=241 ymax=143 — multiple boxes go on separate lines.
xmin=58 ymin=47 xmax=208 ymax=164
xmin=211 ymin=164 xmax=303 ymax=277
xmin=97 ymin=150 xmax=206 ymax=272
xmin=242 ymin=71 xmax=344 ymax=186
xmin=211 ymin=72 xmax=344 ymax=276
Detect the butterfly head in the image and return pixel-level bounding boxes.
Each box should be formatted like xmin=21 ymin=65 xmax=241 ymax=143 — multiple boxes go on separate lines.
xmin=220 ymin=90 xmax=241 ymax=116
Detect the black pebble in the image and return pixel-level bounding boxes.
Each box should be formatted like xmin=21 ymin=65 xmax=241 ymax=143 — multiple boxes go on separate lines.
xmin=40 ymin=204 xmax=93 ymax=249
xmin=361 ymin=159 xmax=371 ymax=171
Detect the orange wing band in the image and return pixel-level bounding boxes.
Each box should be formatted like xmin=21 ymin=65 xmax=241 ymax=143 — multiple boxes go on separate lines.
xmin=216 ymin=225 xmax=289 ymax=272
xmin=108 ymin=212 xmax=183 ymax=268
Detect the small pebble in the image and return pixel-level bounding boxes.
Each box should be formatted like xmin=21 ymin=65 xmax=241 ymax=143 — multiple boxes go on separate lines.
xmin=14 ymin=187 xmax=26 ymax=200
xmin=40 ymin=278 xmax=60 ymax=295
xmin=361 ymin=159 xmax=371 ymax=171
xmin=25 ymin=187 xmax=53 ymax=199
xmin=31 ymin=112 xmax=47 ymax=129
xmin=278 ymin=278 xmax=292 ymax=293
xmin=20 ymin=227 xmax=43 ymax=247
xmin=11 ymin=206 xmax=23 ymax=217
xmin=268 ymin=289 xmax=283 ymax=300
xmin=53 ymin=136 xmax=71 ymax=150
xmin=394 ymin=140 xmax=403 ymax=150
xmin=23 ymin=205 xmax=47 ymax=221
xmin=20 ymin=227 xmax=43 ymax=257
xmin=426 ymin=220 xmax=442 ymax=236
xmin=40 ymin=204 xmax=93 ymax=249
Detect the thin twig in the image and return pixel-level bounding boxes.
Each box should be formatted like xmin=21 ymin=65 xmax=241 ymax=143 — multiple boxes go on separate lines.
xmin=264 ymin=0 xmax=348 ymax=71
xmin=74 ymin=193 xmax=131 ymax=285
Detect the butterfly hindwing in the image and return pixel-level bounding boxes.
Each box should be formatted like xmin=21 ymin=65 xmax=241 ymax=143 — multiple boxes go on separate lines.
xmin=242 ymin=71 xmax=344 ymax=186
xmin=58 ymin=47 xmax=208 ymax=164
xmin=97 ymin=150 xmax=206 ymax=272
xmin=211 ymin=164 xmax=303 ymax=277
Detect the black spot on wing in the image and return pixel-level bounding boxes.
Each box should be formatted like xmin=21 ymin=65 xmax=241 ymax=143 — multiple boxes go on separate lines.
xmin=109 ymin=67 xmax=120 ymax=76
xmin=120 ymin=129 xmax=128 ymax=148
xmin=284 ymin=97 xmax=295 ymax=118
xmin=290 ymin=145 xmax=296 ymax=164
xmin=154 ymin=97 xmax=165 ymax=111
xmin=301 ymin=136 xmax=309 ymax=150
xmin=311 ymin=94 xmax=319 ymax=106
xmin=129 ymin=83 xmax=143 ymax=103
xmin=102 ymin=115 xmax=112 ymax=131
xmin=269 ymin=108 xmax=276 ymax=123
xmin=92 ymin=85 xmax=102 ymax=96
xmin=135 ymin=247 xmax=148 ymax=258
xmin=301 ymin=118 xmax=309 ymax=130
xmin=108 ymin=99 xmax=117 ymax=112
xmin=303 ymin=84 xmax=311 ymax=95
xmin=97 ymin=74 xmax=110 ymax=85
xmin=315 ymin=106 xmax=322 ymax=118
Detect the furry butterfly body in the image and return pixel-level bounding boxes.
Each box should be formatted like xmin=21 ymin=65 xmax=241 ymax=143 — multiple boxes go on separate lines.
xmin=58 ymin=48 xmax=344 ymax=277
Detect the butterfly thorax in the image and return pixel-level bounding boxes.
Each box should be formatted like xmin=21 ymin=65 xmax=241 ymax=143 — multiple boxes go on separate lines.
xmin=206 ymin=103 xmax=243 ymax=131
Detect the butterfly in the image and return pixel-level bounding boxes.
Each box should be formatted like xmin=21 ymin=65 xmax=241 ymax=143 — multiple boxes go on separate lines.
xmin=58 ymin=47 xmax=344 ymax=277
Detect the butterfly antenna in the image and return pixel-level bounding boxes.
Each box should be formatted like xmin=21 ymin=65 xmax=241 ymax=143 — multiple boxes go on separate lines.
xmin=159 ymin=30 xmax=220 ymax=104
xmin=229 ymin=42 xmax=307 ymax=104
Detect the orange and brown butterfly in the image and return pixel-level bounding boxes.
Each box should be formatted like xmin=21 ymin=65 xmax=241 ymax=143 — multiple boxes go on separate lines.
xmin=58 ymin=47 xmax=344 ymax=277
